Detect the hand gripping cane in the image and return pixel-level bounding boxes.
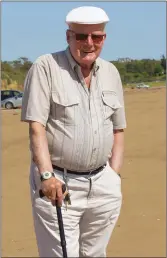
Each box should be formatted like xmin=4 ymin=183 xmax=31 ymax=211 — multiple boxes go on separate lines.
xmin=39 ymin=184 xmax=68 ymax=258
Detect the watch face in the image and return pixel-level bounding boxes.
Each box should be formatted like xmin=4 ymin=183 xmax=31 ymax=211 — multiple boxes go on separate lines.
xmin=43 ymin=172 xmax=52 ymax=179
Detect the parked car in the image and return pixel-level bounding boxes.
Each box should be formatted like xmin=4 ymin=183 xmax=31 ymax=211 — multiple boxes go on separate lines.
xmin=136 ymin=83 xmax=150 ymax=89
xmin=1 ymin=90 xmax=23 ymax=109
xmin=1 ymin=90 xmax=23 ymax=101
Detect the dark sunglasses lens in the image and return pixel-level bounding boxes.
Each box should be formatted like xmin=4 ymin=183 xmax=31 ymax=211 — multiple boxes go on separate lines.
xmin=75 ymin=33 xmax=105 ymax=42
xmin=92 ymin=35 xmax=104 ymax=41
xmin=75 ymin=34 xmax=88 ymax=41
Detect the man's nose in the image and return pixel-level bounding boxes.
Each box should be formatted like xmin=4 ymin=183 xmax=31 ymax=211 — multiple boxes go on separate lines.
xmin=86 ymin=35 xmax=94 ymax=45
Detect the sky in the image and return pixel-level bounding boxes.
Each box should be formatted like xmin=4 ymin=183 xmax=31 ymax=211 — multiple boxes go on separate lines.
xmin=1 ymin=1 xmax=166 ymax=62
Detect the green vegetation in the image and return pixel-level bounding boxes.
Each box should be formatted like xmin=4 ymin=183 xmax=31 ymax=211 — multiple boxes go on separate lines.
xmin=112 ymin=55 xmax=166 ymax=85
xmin=1 ymin=57 xmax=32 ymax=90
xmin=1 ymin=55 xmax=166 ymax=90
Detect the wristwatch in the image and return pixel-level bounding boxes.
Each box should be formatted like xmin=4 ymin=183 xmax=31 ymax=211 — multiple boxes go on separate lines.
xmin=40 ymin=171 xmax=55 ymax=182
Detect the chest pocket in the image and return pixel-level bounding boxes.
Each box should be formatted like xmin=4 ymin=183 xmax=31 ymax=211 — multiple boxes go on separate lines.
xmin=51 ymin=92 xmax=79 ymax=125
xmin=102 ymin=91 xmax=122 ymax=124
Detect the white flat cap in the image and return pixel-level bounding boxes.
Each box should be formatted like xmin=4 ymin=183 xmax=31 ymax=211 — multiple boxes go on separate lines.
xmin=66 ymin=6 xmax=109 ymax=25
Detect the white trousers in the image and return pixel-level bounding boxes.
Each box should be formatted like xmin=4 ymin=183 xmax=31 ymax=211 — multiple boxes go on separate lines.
xmin=29 ymin=162 xmax=122 ymax=257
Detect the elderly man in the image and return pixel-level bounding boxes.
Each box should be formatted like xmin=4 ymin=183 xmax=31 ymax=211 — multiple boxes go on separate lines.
xmin=21 ymin=6 xmax=127 ymax=257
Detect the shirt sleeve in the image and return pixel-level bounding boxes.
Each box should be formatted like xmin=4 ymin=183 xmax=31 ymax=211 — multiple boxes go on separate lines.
xmin=111 ymin=66 xmax=127 ymax=130
xmin=21 ymin=61 xmax=51 ymax=126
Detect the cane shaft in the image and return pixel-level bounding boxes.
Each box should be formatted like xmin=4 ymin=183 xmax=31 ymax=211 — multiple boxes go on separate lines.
xmin=39 ymin=185 xmax=68 ymax=258
xmin=56 ymin=204 xmax=68 ymax=258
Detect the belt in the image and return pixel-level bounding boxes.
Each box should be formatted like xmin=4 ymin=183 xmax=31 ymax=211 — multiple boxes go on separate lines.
xmin=52 ymin=164 xmax=106 ymax=176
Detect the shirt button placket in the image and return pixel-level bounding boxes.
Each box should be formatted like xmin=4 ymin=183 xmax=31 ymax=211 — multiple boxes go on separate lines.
xmin=89 ymin=91 xmax=98 ymax=169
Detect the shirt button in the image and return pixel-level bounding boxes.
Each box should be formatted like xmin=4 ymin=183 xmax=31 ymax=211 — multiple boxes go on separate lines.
xmin=93 ymin=148 xmax=96 ymax=152
xmin=94 ymin=131 xmax=97 ymax=134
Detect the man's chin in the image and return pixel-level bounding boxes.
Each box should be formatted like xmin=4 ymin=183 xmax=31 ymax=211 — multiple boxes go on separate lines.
xmin=80 ymin=56 xmax=96 ymax=68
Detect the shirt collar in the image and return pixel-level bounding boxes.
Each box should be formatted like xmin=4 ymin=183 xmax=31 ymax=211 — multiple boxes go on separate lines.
xmin=65 ymin=47 xmax=100 ymax=74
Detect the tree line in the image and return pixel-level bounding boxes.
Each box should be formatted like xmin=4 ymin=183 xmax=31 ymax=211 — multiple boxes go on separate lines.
xmin=112 ymin=55 xmax=166 ymax=84
xmin=1 ymin=55 xmax=166 ymax=89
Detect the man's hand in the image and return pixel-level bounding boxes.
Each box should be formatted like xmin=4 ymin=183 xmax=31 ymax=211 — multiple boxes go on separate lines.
xmin=41 ymin=177 xmax=64 ymax=206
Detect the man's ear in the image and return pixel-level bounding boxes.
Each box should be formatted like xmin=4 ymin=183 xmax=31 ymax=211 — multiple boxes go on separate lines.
xmin=66 ymin=30 xmax=70 ymax=44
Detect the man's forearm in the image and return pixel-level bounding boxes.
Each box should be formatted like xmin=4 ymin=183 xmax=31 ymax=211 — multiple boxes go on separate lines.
xmin=109 ymin=129 xmax=125 ymax=174
xmin=29 ymin=121 xmax=53 ymax=174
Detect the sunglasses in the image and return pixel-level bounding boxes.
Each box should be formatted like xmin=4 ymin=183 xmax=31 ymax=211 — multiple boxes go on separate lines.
xmin=69 ymin=30 xmax=106 ymax=43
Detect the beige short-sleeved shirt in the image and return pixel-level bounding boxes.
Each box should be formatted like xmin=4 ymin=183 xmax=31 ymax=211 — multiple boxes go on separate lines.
xmin=21 ymin=47 xmax=127 ymax=171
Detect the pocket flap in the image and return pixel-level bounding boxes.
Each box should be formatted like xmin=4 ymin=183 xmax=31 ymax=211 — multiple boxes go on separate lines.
xmin=102 ymin=91 xmax=122 ymax=109
xmin=52 ymin=92 xmax=79 ymax=107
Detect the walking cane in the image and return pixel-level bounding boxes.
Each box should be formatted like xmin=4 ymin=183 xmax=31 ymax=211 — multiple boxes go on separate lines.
xmin=39 ymin=184 xmax=68 ymax=258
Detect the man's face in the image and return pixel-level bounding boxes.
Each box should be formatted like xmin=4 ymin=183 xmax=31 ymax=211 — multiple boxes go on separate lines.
xmin=66 ymin=23 xmax=106 ymax=68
